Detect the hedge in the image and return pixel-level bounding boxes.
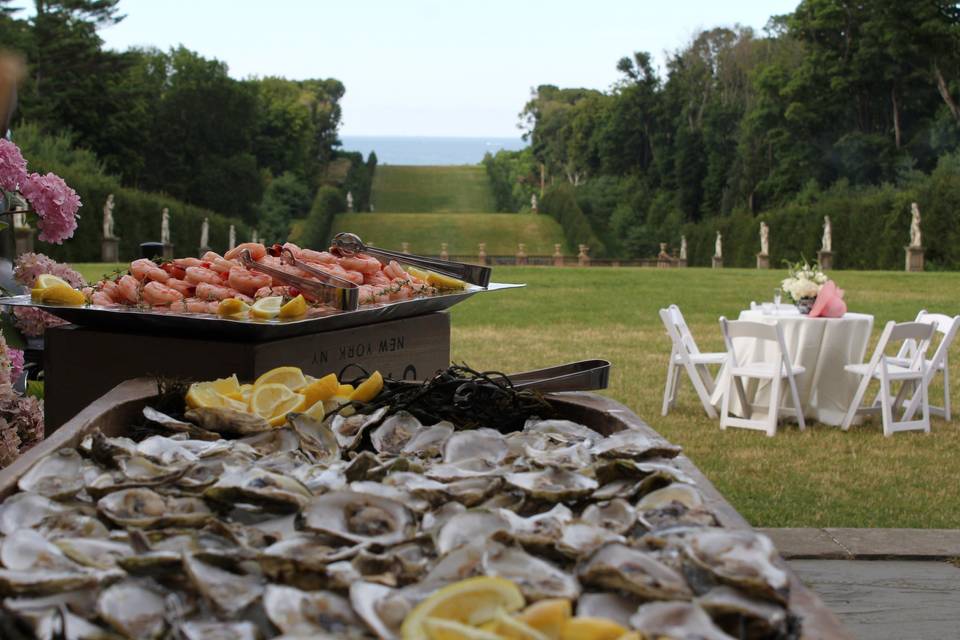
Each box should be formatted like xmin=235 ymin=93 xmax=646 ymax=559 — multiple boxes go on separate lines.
xmin=541 ymin=183 xmax=603 ymax=256
xmin=293 ymin=186 xmax=345 ymax=251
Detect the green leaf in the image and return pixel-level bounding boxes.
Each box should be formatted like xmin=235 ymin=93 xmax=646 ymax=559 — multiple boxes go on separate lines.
xmin=26 ymin=380 xmax=44 ymax=400
xmin=0 ymin=314 xmax=26 ymax=349
xmin=0 ymin=221 xmax=7 ymax=232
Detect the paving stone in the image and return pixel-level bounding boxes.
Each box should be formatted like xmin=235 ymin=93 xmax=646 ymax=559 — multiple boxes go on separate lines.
xmin=824 ymin=528 xmax=960 ymax=560
xmin=758 ymin=527 xmax=851 ymax=559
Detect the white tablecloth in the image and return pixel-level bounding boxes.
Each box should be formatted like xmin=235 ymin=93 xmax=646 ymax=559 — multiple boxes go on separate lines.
xmin=710 ymin=309 xmax=875 ymax=426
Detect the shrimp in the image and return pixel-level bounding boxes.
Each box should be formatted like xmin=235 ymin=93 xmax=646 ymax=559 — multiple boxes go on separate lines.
xmin=174 ymin=257 xmax=204 ymax=269
xmin=99 ymin=280 xmax=123 ymax=303
xmin=337 ymin=253 xmax=382 ymax=274
xmin=363 ymin=271 xmax=391 ymax=287
xmin=282 ymin=242 xmax=302 ymax=258
xmin=318 ymin=263 xmax=363 ymax=285
xmin=224 ymin=242 xmax=267 ymax=261
xmin=254 ymin=285 xmax=295 ymax=299
xmin=130 ymin=258 xmax=169 ymax=283
xmin=195 ymin=282 xmax=241 ymax=301
xmin=165 ymin=278 xmax=195 ymax=297
xmin=91 ymin=291 xmax=116 ymax=306
xmin=299 ymin=248 xmax=338 ymax=265
xmin=228 ymin=267 xmax=272 ymax=296
xmin=185 ymin=266 xmax=225 ymax=286
xmin=81 ymin=286 xmax=95 ymax=302
xmin=184 ymin=298 xmax=220 ymax=314
xmin=117 ymin=275 xmax=141 ymax=304
xmin=382 ymin=260 xmax=408 ymax=280
xmin=142 ymin=281 xmax=184 ymax=306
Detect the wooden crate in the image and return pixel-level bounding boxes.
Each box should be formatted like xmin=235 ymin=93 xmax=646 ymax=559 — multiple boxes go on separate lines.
xmin=43 ymin=312 xmax=451 ymax=432
xmin=0 ymin=378 xmax=852 ymax=639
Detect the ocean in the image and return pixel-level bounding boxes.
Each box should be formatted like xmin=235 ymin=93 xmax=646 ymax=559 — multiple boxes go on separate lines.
xmin=339 ymin=135 xmax=527 ymax=166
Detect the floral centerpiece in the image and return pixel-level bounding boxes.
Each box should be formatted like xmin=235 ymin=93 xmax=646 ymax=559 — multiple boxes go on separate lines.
xmin=781 ymin=259 xmax=828 ymax=314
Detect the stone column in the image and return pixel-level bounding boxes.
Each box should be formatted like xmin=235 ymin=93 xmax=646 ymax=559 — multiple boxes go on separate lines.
xmin=905 ymin=246 xmax=924 ymax=272
xmin=401 ymin=242 xmax=410 ymax=254
xmin=657 ymin=243 xmax=672 ymax=268
xmin=552 ymin=244 xmax=563 ymax=267
xmin=817 ymin=250 xmax=833 ymax=271
xmin=14 ymin=227 xmax=33 ymax=257
xmin=440 ymin=243 xmax=449 ymax=261
xmin=515 ymin=243 xmax=527 ymax=266
xmin=712 ymin=255 xmax=723 ymax=269
xmin=101 ymin=237 xmax=119 ymax=263
xmin=578 ymin=244 xmax=591 ymax=266
xmin=756 ymin=253 xmax=770 ymax=269
xmin=477 ymin=243 xmax=487 ymax=265
xmin=162 ymin=243 xmax=174 ymax=259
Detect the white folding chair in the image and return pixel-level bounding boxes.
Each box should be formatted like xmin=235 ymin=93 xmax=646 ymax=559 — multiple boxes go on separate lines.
xmin=892 ymin=310 xmax=959 ymax=421
xmin=659 ymin=305 xmax=726 ymax=418
xmin=840 ymin=321 xmax=934 ymax=436
xmin=718 ymin=317 xmax=806 ymax=437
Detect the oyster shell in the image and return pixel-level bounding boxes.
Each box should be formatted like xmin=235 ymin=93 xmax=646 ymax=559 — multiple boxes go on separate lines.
xmin=435 ymin=509 xmax=512 ymax=554
xmin=0 ymin=568 xmax=122 ymax=597
xmin=695 ymin=585 xmax=789 ymax=639
xmin=495 ymin=504 xmax=572 ymax=549
xmin=420 ymin=502 xmax=467 ymax=535
xmin=331 ymin=407 xmax=388 ymax=450
xmin=54 ymin=538 xmax=133 ymax=570
xmin=555 ymin=521 xmax=625 ymax=559
xmin=136 ymin=435 xmax=200 ymax=465
xmin=629 ymin=601 xmax=735 ymax=640
xmin=185 ymin=407 xmax=273 ymax=435
xmin=351 ymin=480 xmax=430 ymax=513
xmin=204 ymin=465 xmax=312 ymax=512
xmin=239 ymin=428 xmax=301 ymax=456
xmin=482 ymin=542 xmax=581 ymax=601
xmin=300 ymin=490 xmax=415 ymax=547
xmin=401 ymin=422 xmax=454 ymax=457
xmin=522 ymin=442 xmax=593 ymax=468
xmin=1 ymin=530 xmax=78 ymax=571
xmin=576 ymin=591 xmax=643 ymax=627
xmin=370 ymin=411 xmax=424 ymax=454
xmin=682 ymin=529 xmax=790 ymax=604
xmin=182 ymin=553 xmax=263 ymax=616
xmin=35 ymin=512 xmax=110 ymax=540
xmin=17 ymin=449 xmax=85 ymax=498
xmin=442 ymin=429 xmax=508 ymax=464
xmin=350 ymin=581 xmax=408 ymax=640
xmin=180 ymin=621 xmax=259 ymax=640
xmin=578 ymin=542 xmax=692 ymax=600
xmin=265 ymin=584 xmax=366 ymax=637
xmin=504 ymin=468 xmax=598 ymax=501
xmin=142 ymin=406 xmax=220 ymax=440
xmin=98 ymin=488 xmax=212 ymax=528
xmin=580 ymin=498 xmax=636 ymax=534
xmin=524 ymin=418 xmax=602 ymax=447
xmin=0 ymin=493 xmax=67 ymax=535
xmin=592 ymin=429 xmax=682 ymax=460
xmin=258 ymin=534 xmax=360 ymax=586
xmin=96 ymin=580 xmax=167 ymax=639
xmin=443 ymin=477 xmax=503 ymax=506
xmin=289 ymin=413 xmax=340 ymax=462
xmin=637 ymin=483 xmax=704 ymax=511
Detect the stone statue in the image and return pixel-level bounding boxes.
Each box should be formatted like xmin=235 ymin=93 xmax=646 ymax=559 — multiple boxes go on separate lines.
xmin=714 ymin=232 xmax=722 ymax=259
xmin=680 ymin=235 xmax=687 ymax=261
xmin=346 ymin=191 xmax=354 ymax=212
xmin=531 ymin=194 xmax=538 ymax=212
xmin=821 ymin=216 xmax=832 ymax=253
xmin=200 ymin=217 xmax=209 ymax=249
xmin=228 ymin=225 xmax=236 ymax=250
xmin=102 ymin=194 xmax=115 ymax=239
xmin=759 ymin=222 xmax=769 ymax=256
xmin=251 ymin=229 xmax=258 ymax=244
xmin=910 ymin=202 xmax=922 ymax=248
xmin=161 ymin=208 xmax=170 ymax=245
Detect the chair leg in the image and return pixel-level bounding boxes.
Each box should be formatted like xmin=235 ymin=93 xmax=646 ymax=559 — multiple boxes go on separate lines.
xmin=686 ymin=362 xmax=718 ymax=420
xmin=880 ymin=374 xmax=894 ymax=437
xmin=943 ymin=364 xmax=951 ymax=421
xmin=720 ymin=374 xmax=732 ymax=430
xmin=841 ymin=375 xmax=872 ymax=431
xmin=921 ymin=371 xmax=931 ymax=433
xmin=733 ymin=375 xmax=750 ymax=418
xmin=661 ymin=358 xmax=676 ymax=416
xmin=766 ymin=378 xmax=781 ymax=437
xmin=787 ymin=373 xmax=806 ymax=431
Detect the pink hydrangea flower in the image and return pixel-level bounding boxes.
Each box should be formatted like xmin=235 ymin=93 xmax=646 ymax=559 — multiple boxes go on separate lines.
xmin=13 ymin=306 xmax=66 ymax=337
xmin=0 ymin=139 xmax=27 ymax=192
xmin=5 ymin=348 xmax=23 ymax=382
xmin=14 ymin=252 xmax=86 ymax=289
xmin=20 ymin=172 xmax=81 ymax=244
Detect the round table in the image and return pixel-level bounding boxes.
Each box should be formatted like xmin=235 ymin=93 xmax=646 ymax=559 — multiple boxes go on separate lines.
xmin=710 ymin=308 xmax=875 ymax=426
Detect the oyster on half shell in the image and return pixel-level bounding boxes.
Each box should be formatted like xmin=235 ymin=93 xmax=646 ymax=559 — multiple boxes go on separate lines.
xmin=504 ymin=468 xmax=598 ymax=501
xmin=264 ymin=584 xmax=366 ymax=637
xmin=300 ymin=490 xmax=415 ymax=547
xmin=17 ymin=449 xmax=86 ymax=498
xmin=96 ymin=580 xmax=167 ymax=639
xmin=578 ymin=542 xmax=692 ymax=601
xmin=682 ymin=529 xmax=790 ymax=604
xmin=98 ymin=488 xmax=211 ymax=529
xmin=629 ymin=601 xmax=736 ymax=640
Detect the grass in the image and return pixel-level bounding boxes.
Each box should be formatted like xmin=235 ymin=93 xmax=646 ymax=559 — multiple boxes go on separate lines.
xmin=72 ymin=263 xmax=127 ymax=283
xmin=330 ymin=213 xmax=567 ymax=256
xmin=447 ymin=267 xmax=960 ymax=528
xmin=371 ymin=165 xmax=496 ymax=212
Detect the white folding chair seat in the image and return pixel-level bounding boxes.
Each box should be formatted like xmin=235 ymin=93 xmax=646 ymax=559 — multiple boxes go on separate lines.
xmin=841 ymin=320 xmax=935 ymax=436
xmin=890 ymin=310 xmax=959 ymax=421
xmin=718 ymin=317 xmax=806 ymax=437
xmin=660 ymin=305 xmax=727 ymax=418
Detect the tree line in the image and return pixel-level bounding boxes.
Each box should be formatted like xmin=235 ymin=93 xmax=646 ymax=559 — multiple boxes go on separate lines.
xmin=486 ymin=0 xmax=960 ymax=265
xmin=0 ymin=0 xmax=371 ymax=250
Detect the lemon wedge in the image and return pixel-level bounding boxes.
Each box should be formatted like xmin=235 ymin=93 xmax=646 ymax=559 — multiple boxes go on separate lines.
xmin=426 ymin=271 xmax=467 ymax=290
xmin=218 ymin=298 xmax=250 ymax=319
xmin=207 ymin=374 xmax=241 ymax=396
xmin=406 ymin=266 xmax=431 ymax=281
xmin=254 ymin=366 xmax=307 ymax=391
xmin=558 ymin=618 xmax=627 ymax=640
xmin=401 ymin=576 xmax=525 ymax=639
xmin=337 ymin=383 xmax=355 ymax=396
xmin=279 ymin=294 xmax=307 ymax=319
xmin=251 ymin=296 xmax=283 ymax=319
xmin=301 ymin=373 xmax=339 ymax=408
xmin=489 ymin=608 xmax=549 ymax=640
xmin=422 ymin=619 xmax=503 ymax=640
xmin=249 ymin=383 xmax=298 ymax=419
xmin=36 ymin=274 xmax=73 ymax=289
xmin=350 ymin=371 xmax=384 ymax=404
xmin=515 ymin=599 xmax=571 ymax=639
xmin=303 ymin=398 xmax=329 ymax=420
xmin=185 ymin=382 xmax=248 ymax=411
xmin=267 ymin=392 xmax=306 ymax=426
xmin=35 ymin=285 xmax=86 ymax=306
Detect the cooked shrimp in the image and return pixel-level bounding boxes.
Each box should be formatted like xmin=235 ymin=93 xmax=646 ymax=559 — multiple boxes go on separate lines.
xmin=184 ymin=298 xmax=220 ymax=314
xmin=337 ymin=253 xmax=382 ymax=274
xmin=142 ymin=281 xmax=184 ymax=306
xmin=165 ymin=278 xmax=195 ymax=297
xmin=383 ymin=260 xmax=408 ymax=280
xmin=99 ymin=280 xmax=123 ymax=303
xmin=174 ymin=257 xmax=204 ymax=269
xmin=91 ymin=291 xmax=116 ymax=306
xmin=224 ymin=242 xmax=267 ymax=261
xmin=299 ymin=248 xmax=337 ymax=265
xmin=195 ymin=282 xmax=240 ymax=301
xmin=363 ymin=271 xmax=391 ymax=287
xmin=228 ymin=268 xmax=272 ymax=296
xmin=81 ymin=286 xmax=95 ymax=302
xmin=254 ymin=285 xmax=295 ymax=299
xmin=282 ymin=242 xmax=302 ymax=258
xmin=117 ymin=275 xmax=141 ymax=304
xmin=185 ymin=266 xmax=225 ymax=286
xmin=130 ymin=258 xmax=169 ymax=283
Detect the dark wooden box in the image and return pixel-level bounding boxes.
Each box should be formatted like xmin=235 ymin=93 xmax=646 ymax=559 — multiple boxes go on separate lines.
xmin=44 ymin=312 xmax=450 ymax=432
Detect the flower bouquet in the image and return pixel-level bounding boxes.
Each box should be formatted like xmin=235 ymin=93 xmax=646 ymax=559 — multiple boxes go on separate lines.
xmin=781 ymin=259 xmax=828 ymax=314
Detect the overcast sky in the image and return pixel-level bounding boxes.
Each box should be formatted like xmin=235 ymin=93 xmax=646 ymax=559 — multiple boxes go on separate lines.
xmin=17 ymin=0 xmax=800 ymax=137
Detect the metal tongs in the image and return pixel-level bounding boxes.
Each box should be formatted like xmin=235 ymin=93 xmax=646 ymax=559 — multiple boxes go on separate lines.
xmin=332 ymin=232 xmax=492 ymax=288
xmin=506 ymin=359 xmax=611 ymax=393
xmin=238 ymin=249 xmax=359 ymax=311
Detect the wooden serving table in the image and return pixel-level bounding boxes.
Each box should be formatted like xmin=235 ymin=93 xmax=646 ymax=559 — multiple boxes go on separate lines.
xmin=2 ymin=378 xmax=852 ymax=639
xmin=43 ymin=312 xmax=450 ymax=432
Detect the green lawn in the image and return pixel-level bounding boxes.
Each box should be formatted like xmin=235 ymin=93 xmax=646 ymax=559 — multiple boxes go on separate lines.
xmin=73 ymin=263 xmax=127 ymax=283
xmin=448 ymin=267 xmax=960 ymax=529
xmin=331 ymin=213 xmax=567 ymax=256
xmin=371 ymin=165 xmax=495 ymax=212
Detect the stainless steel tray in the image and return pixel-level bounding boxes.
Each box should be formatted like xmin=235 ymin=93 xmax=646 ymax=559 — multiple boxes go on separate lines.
xmin=0 ymin=283 xmax=523 ymax=341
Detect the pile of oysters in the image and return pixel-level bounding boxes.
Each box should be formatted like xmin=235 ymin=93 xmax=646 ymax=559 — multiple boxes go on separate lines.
xmin=0 ymin=401 xmax=800 ymax=639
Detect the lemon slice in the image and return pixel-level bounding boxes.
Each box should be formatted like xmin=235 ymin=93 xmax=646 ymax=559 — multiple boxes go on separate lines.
xmin=426 ymin=271 xmax=467 ymax=290
xmin=423 ymin=619 xmax=503 ymax=640
xmin=406 ymin=266 xmax=431 ymax=281
xmin=303 ymin=398 xmax=329 ymax=420
xmin=267 ymin=392 xmax=306 ymax=426
xmin=279 ymin=294 xmax=307 ymax=319
xmin=255 ymin=366 xmax=307 ymax=391
xmin=350 ymin=371 xmax=384 ymax=404
xmin=301 ymin=373 xmax=339 ymax=408
xmin=208 ymin=374 xmax=241 ymax=396
xmin=323 ymin=395 xmax=355 ymax=417
xmin=337 ymin=383 xmax=355 ymax=396
xmin=186 ymin=382 xmax=248 ymax=411
xmin=558 ymin=618 xmax=627 ymax=640
xmin=490 ymin=608 xmax=549 ymax=640
xmin=218 ymin=298 xmax=250 ymax=319
xmin=515 ymin=599 xmax=571 ymax=638
xmin=249 ymin=383 xmax=296 ymax=419
xmin=36 ymin=285 xmax=86 ymax=306
xmin=401 ymin=576 xmax=525 ymax=639
xmin=36 ymin=274 xmax=72 ymax=289
xmin=251 ymin=296 xmax=283 ymax=319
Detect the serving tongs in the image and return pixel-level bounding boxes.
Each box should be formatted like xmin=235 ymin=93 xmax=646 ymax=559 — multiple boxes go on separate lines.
xmin=506 ymin=359 xmax=611 ymax=393
xmin=238 ymin=249 xmax=359 ymax=311
xmin=332 ymin=232 xmax=492 ymax=288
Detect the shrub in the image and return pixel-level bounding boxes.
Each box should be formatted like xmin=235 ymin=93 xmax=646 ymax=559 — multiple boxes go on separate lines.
xmin=540 ymin=183 xmax=603 ymax=256
xmin=297 ymin=186 xmax=345 ymax=250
